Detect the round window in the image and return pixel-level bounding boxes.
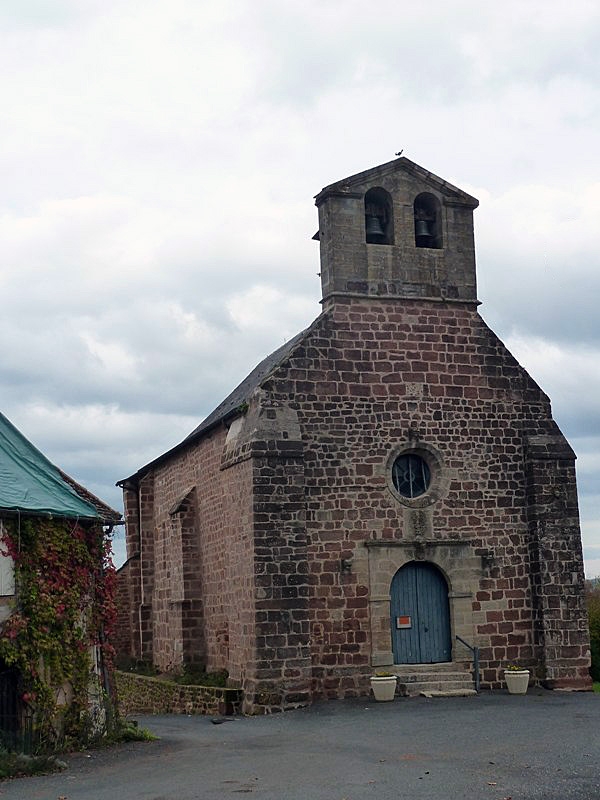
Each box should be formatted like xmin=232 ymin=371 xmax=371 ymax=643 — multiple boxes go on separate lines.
xmin=391 ymin=453 xmax=431 ymax=499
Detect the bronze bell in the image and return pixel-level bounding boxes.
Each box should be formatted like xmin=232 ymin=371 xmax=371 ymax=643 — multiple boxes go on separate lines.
xmin=366 ymin=215 xmax=385 ymax=241
xmin=415 ymin=219 xmax=432 ymax=246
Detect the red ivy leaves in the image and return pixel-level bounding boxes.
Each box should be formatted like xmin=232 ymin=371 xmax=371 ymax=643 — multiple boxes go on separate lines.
xmin=0 ymin=518 xmax=116 ymax=728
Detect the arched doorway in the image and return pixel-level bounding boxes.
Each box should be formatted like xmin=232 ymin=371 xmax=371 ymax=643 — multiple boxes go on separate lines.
xmin=390 ymin=562 xmax=451 ymax=664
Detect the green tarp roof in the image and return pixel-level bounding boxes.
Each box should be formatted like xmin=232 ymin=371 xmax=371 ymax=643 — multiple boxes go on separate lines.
xmin=0 ymin=411 xmax=99 ymax=520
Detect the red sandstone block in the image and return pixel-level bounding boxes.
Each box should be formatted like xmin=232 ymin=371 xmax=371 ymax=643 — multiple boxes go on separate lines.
xmin=486 ymin=611 xmax=503 ymax=622
xmin=477 ymin=623 xmax=497 ymax=634
xmin=356 ymin=464 xmax=373 ymax=476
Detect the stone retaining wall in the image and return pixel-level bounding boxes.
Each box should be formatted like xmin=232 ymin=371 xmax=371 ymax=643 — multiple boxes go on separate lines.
xmin=115 ymin=671 xmax=243 ymax=716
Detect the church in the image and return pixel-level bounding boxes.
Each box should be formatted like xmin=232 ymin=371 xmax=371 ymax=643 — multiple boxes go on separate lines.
xmin=115 ymin=157 xmax=591 ymax=712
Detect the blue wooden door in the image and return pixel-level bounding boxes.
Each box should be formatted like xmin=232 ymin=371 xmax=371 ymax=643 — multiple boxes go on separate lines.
xmin=390 ymin=562 xmax=451 ymax=664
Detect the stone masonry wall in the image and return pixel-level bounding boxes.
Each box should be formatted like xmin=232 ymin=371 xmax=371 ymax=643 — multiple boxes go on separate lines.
xmin=526 ymin=436 xmax=591 ymax=688
xmin=218 ymin=392 xmax=312 ymax=713
xmin=248 ymin=441 xmax=311 ymax=712
xmin=115 ymin=671 xmax=242 ymax=716
xmin=316 ymin=160 xmax=478 ymax=304
xmin=132 ymin=427 xmax=256 ymax=689
xmin=261 ymin=296 xmax=590 ymax=696
xmin=113 ymin=556 xmax=139 ymax=661
xmin=119 ymin=488 xmax=144 ymax=662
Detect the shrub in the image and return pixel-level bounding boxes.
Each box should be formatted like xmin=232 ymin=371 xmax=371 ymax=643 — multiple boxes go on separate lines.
xmin=107 ymin=720 xmax=157 ymax=744
xmin=0 ymin=745 xmax=66 ymax=780
xmin=169 ymin=668 xmax=228 ymax=687
xmin=115 ymin=656 xmax=158 ymax=677
xmin=586 ymin=584 xmax=600 ymax=681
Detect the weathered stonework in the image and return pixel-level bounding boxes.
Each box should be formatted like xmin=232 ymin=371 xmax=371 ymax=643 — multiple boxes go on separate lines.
xmin=115 ymin=671 xmax=242 ymax=716
xmin=115 ymin=157 xmax=591 ymax=713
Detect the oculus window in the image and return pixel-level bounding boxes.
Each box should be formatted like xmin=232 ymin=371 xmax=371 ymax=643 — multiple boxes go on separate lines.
xmin=391 ymin=453 xmax=431 ymax=499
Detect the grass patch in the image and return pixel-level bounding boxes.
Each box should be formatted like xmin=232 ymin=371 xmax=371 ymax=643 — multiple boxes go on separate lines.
xmin=0 ymin=720 xmax=156 ymax=781
xmin=107 ymin=720 xmax=157 ymax=744
xmin=593 ymin=682 xmax=600 ymax=693
xmin=167 ymin=668 xmax=228 ymax=687
xmin=0 ymin=748 xmax=66 ymax=780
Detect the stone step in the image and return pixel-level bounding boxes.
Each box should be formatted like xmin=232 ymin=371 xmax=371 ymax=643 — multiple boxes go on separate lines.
xmin=420 ymin=689 xmax=477 ymax=698
xmin=386 ymin=662 xmax=476 ymax=697
xmin=391 ymin=663 xmax=475 ymax=697
xmin=393 ymin=661 xmax=470 ymax=674
xmin=395 ymin=671 xmax=471 ymax=683
xmin=396 ymin=678 xmax=474 ymax=696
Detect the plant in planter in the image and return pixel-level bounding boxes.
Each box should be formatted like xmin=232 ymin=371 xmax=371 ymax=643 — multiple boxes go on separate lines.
xmin=370 ymin=671 xmax=398 ymax=702
xmin=503 ymin=664 xmax=530 ymax=695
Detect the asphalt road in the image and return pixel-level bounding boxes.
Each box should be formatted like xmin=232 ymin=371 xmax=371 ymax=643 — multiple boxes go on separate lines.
xmin=1 ymin=690 xmax=599 ymax=800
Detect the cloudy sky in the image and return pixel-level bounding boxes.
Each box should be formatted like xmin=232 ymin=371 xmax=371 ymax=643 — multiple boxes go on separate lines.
xmin=1 ymin=0 xmax=598 ymax=571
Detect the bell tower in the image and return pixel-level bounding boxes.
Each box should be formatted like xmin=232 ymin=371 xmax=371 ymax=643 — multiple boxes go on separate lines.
xmin=314 ymin=157 xmax=479 ymax=309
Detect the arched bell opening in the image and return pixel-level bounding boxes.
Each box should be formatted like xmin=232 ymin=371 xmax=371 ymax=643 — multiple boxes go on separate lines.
xmin=364 ymin=187 xmax=394 ymax=245
xmin=414 ymin=192 xmax=442 ymax=249
xmin=390 ymin=561 xmax=451 ymax=664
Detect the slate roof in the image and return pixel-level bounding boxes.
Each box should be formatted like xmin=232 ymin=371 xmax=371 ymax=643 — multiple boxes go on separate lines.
xmin=58 ymin=470 xmax=122 ymax=524
xmin=118 ymin=327 xmax=310 ymax=485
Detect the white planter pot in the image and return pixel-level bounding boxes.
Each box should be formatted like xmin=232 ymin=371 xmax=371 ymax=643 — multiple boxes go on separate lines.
xmin=504 ymin=669 xmax=530 ymax=695
xmin=370 ymin=676 xmax=397 ymax=702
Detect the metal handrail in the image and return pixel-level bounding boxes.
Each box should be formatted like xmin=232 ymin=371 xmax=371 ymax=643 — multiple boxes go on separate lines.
xmin=455 ymin=635 xmax=480 ymax=693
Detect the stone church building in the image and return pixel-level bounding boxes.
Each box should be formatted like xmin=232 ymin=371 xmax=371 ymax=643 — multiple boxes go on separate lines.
xmin=116 ymin=157 xmax=591 ymax=712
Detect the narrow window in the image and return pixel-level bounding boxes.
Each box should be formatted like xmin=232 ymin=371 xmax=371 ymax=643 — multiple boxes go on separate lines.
xmin=365 ymin=187 xmax=394 ymax=245
xmin=414 ymin=193 xmax=442 ymax=249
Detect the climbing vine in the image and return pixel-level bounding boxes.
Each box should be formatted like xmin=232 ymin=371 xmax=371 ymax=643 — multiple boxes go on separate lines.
xmin=0 ymin=517 xmax=116 ymax=747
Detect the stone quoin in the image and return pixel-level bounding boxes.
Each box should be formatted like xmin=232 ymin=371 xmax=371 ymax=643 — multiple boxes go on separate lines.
xmin=115 ymin=157 xmax=591 ymax=713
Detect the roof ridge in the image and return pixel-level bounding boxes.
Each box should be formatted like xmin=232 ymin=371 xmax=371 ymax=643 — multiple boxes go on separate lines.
xmin=315 ymin=157 xmax=478 ymax=208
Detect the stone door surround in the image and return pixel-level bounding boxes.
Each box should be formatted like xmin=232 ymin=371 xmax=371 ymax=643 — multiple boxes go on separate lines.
xmin=366 ymin=539 xmax=481 ymax=667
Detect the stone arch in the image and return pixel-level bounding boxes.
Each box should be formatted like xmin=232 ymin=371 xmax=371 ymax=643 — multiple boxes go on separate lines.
xmin=364 ymin=187 xmax=394 ymax=245
xmin=165 ymin=487 xmax=205 ymax=669
xmin=366 ymin=540 xmax=481 ymax=668
xmin=390 ymin=561 xmax=451 ymax=663
xmin=414 ymin=192 xmax=443 ymax=249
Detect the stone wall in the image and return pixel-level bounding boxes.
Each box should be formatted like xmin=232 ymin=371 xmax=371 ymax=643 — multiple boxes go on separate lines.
xmin=260 ymin=296 xmax=590 ymax=694
xmin=118 ymin=427 xmax=257 ymax=690
xmin=315 ymin=159 xmax=478 ymax=304
xmin=115 ymin=671 xmax=242 ymax=716
xmin=113 ymin=556 xmax=138 ymax=660
xmin=525 ymin=435 xmax=590 ymax=688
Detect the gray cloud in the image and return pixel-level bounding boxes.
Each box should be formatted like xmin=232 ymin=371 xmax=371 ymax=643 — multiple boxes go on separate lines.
xmin=0 ymin=0 xmax=598 ymax=569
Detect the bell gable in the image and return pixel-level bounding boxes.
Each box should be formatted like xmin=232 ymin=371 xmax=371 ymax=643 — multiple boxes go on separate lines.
xmin=314 ymin=157 xmax=479 ymax=306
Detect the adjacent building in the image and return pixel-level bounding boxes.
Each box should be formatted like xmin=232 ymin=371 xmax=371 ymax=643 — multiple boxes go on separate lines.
xmin=0 ymin=411 xmax=120 ymax=746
